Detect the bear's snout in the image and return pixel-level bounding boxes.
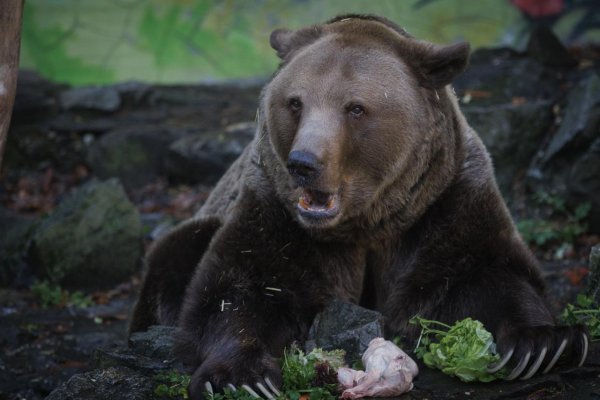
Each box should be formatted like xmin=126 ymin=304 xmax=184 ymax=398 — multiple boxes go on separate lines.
xmin=287 ymin=150 xmax=322 ymax=186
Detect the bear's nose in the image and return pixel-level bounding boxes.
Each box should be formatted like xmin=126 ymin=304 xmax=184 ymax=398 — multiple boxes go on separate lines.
xmin=287 ymin=150 xmax=322 ymax=186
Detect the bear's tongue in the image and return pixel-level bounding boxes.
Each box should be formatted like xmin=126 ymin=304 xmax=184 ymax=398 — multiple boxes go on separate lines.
xmin=299 ymin=189 xmax=336 ymax=211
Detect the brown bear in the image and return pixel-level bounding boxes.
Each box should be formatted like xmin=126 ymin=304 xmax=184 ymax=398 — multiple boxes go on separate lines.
xmin=130 ymin=15 xmax=588 ymax=398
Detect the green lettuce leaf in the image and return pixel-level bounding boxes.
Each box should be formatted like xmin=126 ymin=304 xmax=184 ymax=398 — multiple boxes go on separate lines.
xmin=411 ymin=316 xmax=505 ymax=382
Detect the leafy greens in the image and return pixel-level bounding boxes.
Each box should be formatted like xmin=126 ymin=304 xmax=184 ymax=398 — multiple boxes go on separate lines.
xmin=281 ymin=346 xmax=345 ymax=400
xmin=204 ymin=346 xmax=346 ymax=400
xmin=561 ymin=294 xmax=600 ymax=341
xmin=410 ymin=316 xmax=504 ymax=382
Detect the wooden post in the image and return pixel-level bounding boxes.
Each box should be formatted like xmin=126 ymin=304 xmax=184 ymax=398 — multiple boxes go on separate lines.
xmin=0 ymin=0 xmax=24 ymax=169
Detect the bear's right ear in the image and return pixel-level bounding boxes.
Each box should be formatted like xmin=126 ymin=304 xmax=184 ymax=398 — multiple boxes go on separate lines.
xmin=270 ymin=27 xmax=324 ymax=60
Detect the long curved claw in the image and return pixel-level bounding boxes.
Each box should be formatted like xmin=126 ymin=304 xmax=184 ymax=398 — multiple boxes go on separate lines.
xmin=520 ymin=347 xmax=547 ymax=380
xmin=205 ymin=381 xmax=214 ymax=395
xmin=264 ymin=377 xmax=281 ymax=396
xmin=227 ymin=383 xmax=237 ymax=391
xmin=256 ymin=382 xmax=274 ymax=399
xmin=241 ymin=384 xmax=261 ymax=399
xmin=505 ymin=350 xmax=531 ymax=381
xmin=488 ymin=347 xmax=514 ymax=373
xmin=578 ymin=333 xmax=589 ymax=367
xmin=543 ymin=338 xmax=567 ymax=374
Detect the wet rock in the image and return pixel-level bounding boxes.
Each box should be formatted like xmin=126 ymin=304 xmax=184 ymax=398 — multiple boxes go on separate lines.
xmin=305 ymin=300 xmax=384 ymax=364
xmin=94 ymin=347 xmax=176 ymax=375
xmin=59 ymin=86 xmax=122 ymax=112
xmin=463 ymin=101 xmax=552 ymax=195
xmin=586 ymin=245 xmax=600 ymax=304
xmin=29 ymin=179 xmax=142 ymax=290
xmin=86 ymin=126 xmax=182 ymax=189
xmin=45 ymin=366 xmax=154 ymax=400
xmin=129 ymin=325 xmax=177 ymax=360
xmin=540 ymin=72 xmax=600 ymax=165
xmin=95 ymin=325 xmax=179 ymax=374
xmin=166 ymin=122 xmax=255 ymax=184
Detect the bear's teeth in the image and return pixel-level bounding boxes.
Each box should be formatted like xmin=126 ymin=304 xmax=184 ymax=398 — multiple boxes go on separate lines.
xmin=299 ymin=190 xmax=337 ymax=212
xmin=325 ymin=196 xmax=335 ymax=210
xmin=299 ymin=193 xmax=312 ymax=209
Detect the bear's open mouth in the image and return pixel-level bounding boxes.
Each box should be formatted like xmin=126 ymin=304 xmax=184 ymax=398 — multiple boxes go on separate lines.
xmin=297 ymin=188 xmax=340 ymax=220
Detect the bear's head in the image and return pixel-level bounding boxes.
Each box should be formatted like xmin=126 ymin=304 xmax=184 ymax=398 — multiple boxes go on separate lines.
xmin=262 ymin=15 xmax=470 ymax=233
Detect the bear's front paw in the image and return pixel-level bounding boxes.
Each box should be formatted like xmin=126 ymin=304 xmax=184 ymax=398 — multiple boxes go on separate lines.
xmin=488 ymin=324 xmax=588 ymax=380
xmin=188 ymin=352 xmax=282 ymax=400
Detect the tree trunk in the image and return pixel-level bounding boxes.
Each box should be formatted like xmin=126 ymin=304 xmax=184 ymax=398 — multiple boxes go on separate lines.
xmin=0 ymin=0 xmax=24 ymax=170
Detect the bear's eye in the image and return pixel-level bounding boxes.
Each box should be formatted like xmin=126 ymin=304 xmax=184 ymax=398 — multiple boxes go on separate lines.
xmin=288 ymin=98 xmax=302 ymax=112
xmin=348 ymin=104 xmax=365 ymax=117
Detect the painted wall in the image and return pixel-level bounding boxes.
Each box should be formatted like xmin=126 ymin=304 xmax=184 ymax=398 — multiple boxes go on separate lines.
xmin=18 ymin=0 xmax=590 ymax=85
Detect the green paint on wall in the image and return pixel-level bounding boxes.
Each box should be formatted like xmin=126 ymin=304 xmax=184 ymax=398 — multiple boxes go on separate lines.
xmin=20 ymin=0 xmax=524 ymax=85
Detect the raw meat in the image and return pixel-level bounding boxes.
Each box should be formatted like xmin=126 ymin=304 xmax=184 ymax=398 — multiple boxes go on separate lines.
xmin=338 ymin=338 xmax=418 ymax=399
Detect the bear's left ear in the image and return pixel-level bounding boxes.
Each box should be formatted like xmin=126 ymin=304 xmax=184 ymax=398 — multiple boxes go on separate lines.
xmin=412 ymin=42 xmax=470 ymax=89
xmin=270 ymin=26 xmax=324 ymax=60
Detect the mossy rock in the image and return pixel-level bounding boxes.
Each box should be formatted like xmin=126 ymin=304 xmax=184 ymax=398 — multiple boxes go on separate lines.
xmin=30 ymin=178 xmax=142 ymax=290
xmin=0 ymin=208 xmax=38 ymax=287
xmin=86 ymin=126 xmax=181 ymax=189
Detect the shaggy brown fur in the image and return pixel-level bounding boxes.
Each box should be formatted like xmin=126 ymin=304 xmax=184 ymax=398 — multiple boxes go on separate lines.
xmin=130 ymin=15 xmax=587 ymax=398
